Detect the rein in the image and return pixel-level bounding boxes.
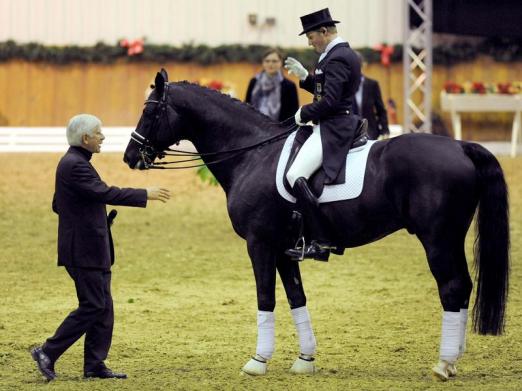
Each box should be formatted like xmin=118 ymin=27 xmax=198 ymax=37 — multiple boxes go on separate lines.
xmin=133 ymin=90 xmax=298 ymax=169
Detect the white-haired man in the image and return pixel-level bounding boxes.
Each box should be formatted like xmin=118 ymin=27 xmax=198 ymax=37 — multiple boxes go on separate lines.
xmin=31 ymin=114 xmax=170 ymax=381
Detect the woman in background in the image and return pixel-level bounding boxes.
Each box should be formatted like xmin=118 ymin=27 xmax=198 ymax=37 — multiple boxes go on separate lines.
xmin=245 ymin=48 xmax=299 ymax=122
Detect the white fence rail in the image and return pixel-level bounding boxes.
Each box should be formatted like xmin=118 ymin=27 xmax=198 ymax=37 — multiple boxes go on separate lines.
xmin=0 ymin=127 xmax=198 ymax=153
xmin=0 ymin=127 xmax=134 ymax=152
xmin=1 ymin=126 xmax=404 ymax=153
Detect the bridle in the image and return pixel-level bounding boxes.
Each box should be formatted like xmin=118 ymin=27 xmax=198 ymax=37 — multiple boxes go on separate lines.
xmin=130 ymin=82 xmax=298 ymax=170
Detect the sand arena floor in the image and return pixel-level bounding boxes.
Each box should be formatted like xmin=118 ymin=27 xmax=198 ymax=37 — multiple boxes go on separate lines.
xmin=0 ymin=152 xmax=520 ymax=390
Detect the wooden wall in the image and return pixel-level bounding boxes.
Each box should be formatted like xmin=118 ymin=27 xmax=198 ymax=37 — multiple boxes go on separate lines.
xmin=0 ymin=58 xmax=520 ymax=141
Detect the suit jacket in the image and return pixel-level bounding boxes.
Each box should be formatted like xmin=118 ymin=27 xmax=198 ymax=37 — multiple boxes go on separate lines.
xmin=245 ymin=76 xmax=299 ymax=122
xmin=358 ymin=77 xmax=389 ymax=139
xmin=299 ymin=42 xmax=361 ymax=184
xmin=52 ymin=147 xmax=147 ymax=270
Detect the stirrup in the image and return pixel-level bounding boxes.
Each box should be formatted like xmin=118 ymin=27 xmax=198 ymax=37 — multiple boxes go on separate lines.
xmin=285 ymin=236 xmax=306 ymax=261
xmin=294 ymin=236 xmax=306 ymax=261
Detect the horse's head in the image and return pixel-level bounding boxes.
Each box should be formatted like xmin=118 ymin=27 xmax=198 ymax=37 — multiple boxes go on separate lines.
xmin=124 ymin=69 xmax=184 ymax=169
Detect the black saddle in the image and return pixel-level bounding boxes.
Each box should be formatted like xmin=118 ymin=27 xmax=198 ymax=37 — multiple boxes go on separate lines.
xmin=283 ymin=119 xmax=369 ymax=198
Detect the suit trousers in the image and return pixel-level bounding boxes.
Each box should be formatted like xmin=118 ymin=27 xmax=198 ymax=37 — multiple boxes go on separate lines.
xmin=42 ymin=267 xmax=113 ymax=372
xmin=286 ymin=124 xmax=323 ymax=188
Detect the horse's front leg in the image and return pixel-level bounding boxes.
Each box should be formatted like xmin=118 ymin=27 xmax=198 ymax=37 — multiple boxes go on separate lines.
xmin=276 ymin=255 xmax=317 ymax=374
xmin=241 ymin=238 xmax=277 ymax=376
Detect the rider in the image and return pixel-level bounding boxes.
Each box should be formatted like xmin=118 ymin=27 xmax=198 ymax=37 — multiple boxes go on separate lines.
xmin=284 ymin=8 xmax=362 ymax=261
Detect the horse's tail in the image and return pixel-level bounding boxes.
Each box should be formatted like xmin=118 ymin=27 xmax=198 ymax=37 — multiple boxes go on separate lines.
xmin=462 ymin=142 xmax=510 ymax=335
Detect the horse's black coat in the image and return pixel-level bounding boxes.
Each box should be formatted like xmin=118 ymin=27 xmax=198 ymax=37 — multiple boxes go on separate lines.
xmin=124 ymin=71 xmax=509 ymax=336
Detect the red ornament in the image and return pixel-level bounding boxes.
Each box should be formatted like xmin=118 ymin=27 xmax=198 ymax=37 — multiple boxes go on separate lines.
xmin=119 ymin=38 xmax=144 ymax=56
xmin=374 ymin=44 xmax=394 ymax=67
xmin=207 ymin=80 xmax=224 ymax=91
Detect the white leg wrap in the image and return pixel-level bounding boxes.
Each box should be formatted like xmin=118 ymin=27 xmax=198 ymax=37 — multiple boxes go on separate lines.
xmin=439 ymin=311 xmax=460 ymax=363
xmin=256 ymin=311 xmax=275 ymax=360
xmin=458 ymin=308 xmax=468 ymax=357
xmin=286 ymin=125 xmax=323 ymax=188
xmin=291 ymin=306 xmax=316 ymax=356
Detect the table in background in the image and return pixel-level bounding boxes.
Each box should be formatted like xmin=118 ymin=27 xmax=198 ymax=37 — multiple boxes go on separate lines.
xmin=440 ymin=92 xmax=521 ymax=157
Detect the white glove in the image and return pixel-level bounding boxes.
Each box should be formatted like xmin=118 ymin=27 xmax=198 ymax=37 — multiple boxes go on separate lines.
xmin=294 ymin=107 xmax=306 ymax=126
xmin=284 ymin=57 xmax=308 ymax=81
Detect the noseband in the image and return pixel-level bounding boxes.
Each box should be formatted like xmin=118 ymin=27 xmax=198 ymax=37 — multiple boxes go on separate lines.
xmin=131 ymin=82 xmax=172 ymax=168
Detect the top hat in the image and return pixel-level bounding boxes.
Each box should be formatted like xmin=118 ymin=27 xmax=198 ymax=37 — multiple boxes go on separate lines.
xmin=299 ymin=8 xmax=340 ymax=35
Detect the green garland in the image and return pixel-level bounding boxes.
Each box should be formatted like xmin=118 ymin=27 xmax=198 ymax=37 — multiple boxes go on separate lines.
xmin=0 ymin=38 xmax=520 ymax=67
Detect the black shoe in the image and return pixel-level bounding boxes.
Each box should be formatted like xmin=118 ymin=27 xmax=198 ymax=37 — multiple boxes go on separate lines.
xmin=285 ymin=241 xmax=330 ymax=262
xmin=85 ymin=367 xmax=127 ymax=379
xmin=31 ymin=347 xmax=56 ymax=381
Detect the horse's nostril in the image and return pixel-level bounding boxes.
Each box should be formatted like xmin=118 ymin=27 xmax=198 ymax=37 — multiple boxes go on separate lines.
xmin=123 ymin=154 xmax=128 ymax=164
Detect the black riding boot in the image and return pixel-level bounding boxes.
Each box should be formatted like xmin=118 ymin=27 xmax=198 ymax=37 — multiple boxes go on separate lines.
xmin=285 ymin=177 xmax=331 ymax=262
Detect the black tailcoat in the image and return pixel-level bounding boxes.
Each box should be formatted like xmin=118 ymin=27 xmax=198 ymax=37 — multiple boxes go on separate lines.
xmin=52 ymin=146 xmax=147 ymax=270
xmin=358 ymin=77 xmax=389 ymax=140
xmin=299 ymin=42 xmax=361 ymax=184
xmin=43 ymin=146 xmax=148 ymax=371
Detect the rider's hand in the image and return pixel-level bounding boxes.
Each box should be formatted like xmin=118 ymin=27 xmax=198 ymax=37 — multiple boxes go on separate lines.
xmin=294 ymin=108 xmax=306 ymax=126
xmin=146 ymin=187 xmax=170 ymax=203
xmin=284 ymin=57 xmax=308 ymax=81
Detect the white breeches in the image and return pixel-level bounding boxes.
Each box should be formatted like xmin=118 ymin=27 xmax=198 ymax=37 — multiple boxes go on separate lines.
xmin=286 ymin=124 xmax=323 ymax=188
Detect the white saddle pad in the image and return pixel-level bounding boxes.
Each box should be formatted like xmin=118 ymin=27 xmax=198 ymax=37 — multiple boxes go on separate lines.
xmin=276 ymin=131 xmax=377 ymax=203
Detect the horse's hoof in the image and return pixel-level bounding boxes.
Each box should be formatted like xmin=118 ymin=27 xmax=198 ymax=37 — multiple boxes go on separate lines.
xmin=241 ymin=356 xmax=267 ymax=376
xmin=447 ymin=363 xmax=457 ymax=377
xmin=432 ymin=360 xmax=452 ymax=381
xmin=289 ymin=355 xmax=316 ymax=374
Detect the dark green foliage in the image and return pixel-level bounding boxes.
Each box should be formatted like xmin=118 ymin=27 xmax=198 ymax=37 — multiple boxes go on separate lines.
xmin=1 ymin=38 xmax=519 ymax=66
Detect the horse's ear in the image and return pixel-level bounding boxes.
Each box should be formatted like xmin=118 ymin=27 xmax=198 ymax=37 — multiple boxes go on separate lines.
xmin=155 ymin=71 xmax=165 ymax=96
xmin=160 ymin=68 xmax=169 ymax=82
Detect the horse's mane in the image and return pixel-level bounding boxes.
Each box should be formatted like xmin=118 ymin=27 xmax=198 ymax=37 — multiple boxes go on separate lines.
xmin=172 ymin=81 xmax=285 ymax=131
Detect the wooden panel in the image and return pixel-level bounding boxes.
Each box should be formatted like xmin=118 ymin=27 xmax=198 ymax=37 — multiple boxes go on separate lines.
xmin=0 ymin=58 xmax=520 ymax=141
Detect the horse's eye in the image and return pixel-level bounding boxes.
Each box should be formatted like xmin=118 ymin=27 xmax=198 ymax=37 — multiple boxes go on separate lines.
xmin=143 ymin=106 xmax=155 ymax=117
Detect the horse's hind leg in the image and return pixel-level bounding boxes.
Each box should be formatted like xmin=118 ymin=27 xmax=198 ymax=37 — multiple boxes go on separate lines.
xmin=276 ymin=256 xmax=317 ymax=374
xmin=420 ymin=237 xmax=472 ymax=381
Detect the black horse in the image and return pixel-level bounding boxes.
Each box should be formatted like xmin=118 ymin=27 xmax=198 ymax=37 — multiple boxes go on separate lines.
xmin=123 ymin=70 xmax=509 ymax=378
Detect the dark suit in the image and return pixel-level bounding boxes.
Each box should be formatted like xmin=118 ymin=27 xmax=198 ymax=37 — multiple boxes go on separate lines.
xmin=42 ymin=146 xmax=147 ymax=372
xmin=245 ymin=77 xmax=299 ymax=122
xmin=299 ymin=42 xmax=361 ymax=184
xmin=356 ymin=77 xmax=389 ymax=140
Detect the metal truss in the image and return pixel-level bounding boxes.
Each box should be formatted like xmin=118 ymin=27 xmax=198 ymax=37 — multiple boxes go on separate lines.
xmin=403 ymin=0 xmax=433 ymax=133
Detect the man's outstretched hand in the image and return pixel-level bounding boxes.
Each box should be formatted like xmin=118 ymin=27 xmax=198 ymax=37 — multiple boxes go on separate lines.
xmin=146 ymin=187 xmax=171 ymax=203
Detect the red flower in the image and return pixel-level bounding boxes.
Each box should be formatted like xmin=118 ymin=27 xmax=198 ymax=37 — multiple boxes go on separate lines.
xmin=497 ymin=83 xmax=511 ymax=94
xmin=471 ymin=82 xmax=486 ymax=94
xmin=443 ymin=81 xmax=464 ymax=94
xmin=119 ymin=38 xmax=144 ymax=56
xmin=373 ymin=44 xmax=394 ymax=67
xmin=207 ymin=80 xmax=224 ymax=90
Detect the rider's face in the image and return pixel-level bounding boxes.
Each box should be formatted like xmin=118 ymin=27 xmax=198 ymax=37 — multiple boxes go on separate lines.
xmin=306 ymin=29 xmax=328 ymax=54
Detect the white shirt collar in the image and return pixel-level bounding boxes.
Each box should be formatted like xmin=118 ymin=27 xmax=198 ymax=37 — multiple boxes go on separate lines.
xmin=318 ymin=36 xmax=346 ymax=62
